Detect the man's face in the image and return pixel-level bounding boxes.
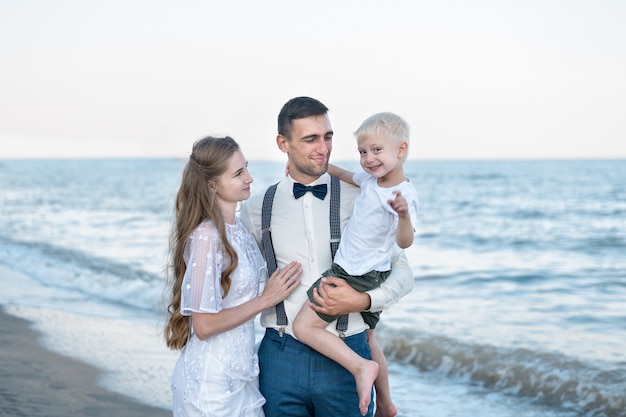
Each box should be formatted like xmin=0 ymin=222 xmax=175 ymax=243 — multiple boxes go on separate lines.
xmin=278 ymin=114 xmax=333 ymax=184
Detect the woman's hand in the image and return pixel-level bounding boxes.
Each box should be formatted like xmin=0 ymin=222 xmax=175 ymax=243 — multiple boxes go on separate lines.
xmin=260 ymin=261 xmax=302 ymax=306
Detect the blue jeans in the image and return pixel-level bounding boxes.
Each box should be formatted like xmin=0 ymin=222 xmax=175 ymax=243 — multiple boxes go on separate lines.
xmin=259 ymin=328 xmax=374 ymax=417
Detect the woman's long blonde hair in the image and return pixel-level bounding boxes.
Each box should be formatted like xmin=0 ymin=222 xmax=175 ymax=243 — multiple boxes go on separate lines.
xmin=164 ymin=136 xmax=240 ymax=350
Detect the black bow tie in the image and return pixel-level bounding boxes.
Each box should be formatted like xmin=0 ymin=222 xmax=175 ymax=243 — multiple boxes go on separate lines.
xmin=293 ymin=183 xmax=328 ymax=200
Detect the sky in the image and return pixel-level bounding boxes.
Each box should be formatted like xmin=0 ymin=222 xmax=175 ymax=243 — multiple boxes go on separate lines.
xmin=1 ymin=0 xmax=625 ymax=161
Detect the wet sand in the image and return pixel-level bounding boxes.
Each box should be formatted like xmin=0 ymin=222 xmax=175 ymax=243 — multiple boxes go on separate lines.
xmin=0 ymin=307 xmax=171 ymax=417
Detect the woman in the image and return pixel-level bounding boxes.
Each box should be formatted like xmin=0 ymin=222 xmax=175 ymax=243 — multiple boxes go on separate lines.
xmin=164 ymin=136 xmax=301 ymax=416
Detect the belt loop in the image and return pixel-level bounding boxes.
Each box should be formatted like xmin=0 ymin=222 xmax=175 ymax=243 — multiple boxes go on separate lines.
xmin=279 ymin=329 xmax=288 ymax=350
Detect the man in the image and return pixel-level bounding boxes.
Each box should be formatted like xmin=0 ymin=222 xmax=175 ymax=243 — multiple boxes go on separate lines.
xmin=240 ymin=96 xmax=414 ymax=417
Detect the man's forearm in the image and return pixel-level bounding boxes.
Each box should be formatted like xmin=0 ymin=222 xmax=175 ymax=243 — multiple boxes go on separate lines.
xmin=366 ymin=250 xmax=413 ymax=312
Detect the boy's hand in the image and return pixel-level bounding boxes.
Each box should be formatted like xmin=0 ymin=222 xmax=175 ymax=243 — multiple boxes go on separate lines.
xmin=388 ymin=191 xmax=409 ymax=218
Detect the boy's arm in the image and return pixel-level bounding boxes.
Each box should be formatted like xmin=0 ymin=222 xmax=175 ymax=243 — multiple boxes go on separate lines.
xmin=395 ymin=216 xmax=414 ymax=248
xmin=389 ymin=191 xmax=414 ymax=249
xmin=328 ymin=163 xmax=357 ymax=186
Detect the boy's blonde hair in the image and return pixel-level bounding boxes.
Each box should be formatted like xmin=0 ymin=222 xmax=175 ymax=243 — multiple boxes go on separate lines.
xmin=354 ymin=112 xmax=410 ymax=161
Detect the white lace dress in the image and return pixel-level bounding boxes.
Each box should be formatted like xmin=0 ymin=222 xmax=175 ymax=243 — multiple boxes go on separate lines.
xmin=171 ymin=218 xmax=267 ymax=417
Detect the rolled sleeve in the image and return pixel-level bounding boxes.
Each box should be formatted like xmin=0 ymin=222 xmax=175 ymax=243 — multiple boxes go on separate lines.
xmin=366 ymin=247 xmax=414 ymax=312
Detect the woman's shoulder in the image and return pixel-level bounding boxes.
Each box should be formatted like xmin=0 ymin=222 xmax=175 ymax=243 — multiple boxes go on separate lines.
xmin=191 ymin=219 xmax=219 ymax=240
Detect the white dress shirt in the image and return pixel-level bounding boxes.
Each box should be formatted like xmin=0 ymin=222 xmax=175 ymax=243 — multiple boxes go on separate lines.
xmin=239 ymin=173 xmax=414 ymax=338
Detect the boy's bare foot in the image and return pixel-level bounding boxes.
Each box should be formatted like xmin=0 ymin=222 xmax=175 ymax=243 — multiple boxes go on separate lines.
xmin=374 ymin=403 xmax=398 ymax=417
xmin=356 ymin=360 xmax=379 ymax=416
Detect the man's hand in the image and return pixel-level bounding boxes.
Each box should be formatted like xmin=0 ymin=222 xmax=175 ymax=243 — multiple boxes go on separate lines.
xmin=309 ymin=276 xmax=371 ymax=316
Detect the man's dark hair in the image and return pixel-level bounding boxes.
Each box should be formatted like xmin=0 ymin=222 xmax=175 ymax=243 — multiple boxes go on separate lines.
xmin=277 ymin=96 xmax=329 ymax=138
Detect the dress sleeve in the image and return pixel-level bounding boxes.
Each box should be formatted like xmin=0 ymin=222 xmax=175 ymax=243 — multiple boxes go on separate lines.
xmin=180 ymin=222 xmax=225 ymax=315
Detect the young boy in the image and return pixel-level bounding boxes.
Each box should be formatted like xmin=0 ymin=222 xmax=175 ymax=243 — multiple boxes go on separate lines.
xmin=293 ymin=112 xmax=419 ymax=417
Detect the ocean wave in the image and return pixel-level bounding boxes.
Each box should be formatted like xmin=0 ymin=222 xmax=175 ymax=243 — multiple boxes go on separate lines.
xmin=573 ymin=236 xmax=626 ymax=251
xmin=509 ymin=208 xmax=550 ymax=220
xmin=0 ymin=236 xmax=165 ymax=314
xmin=378 ymin=327 xmax=626 ymax=417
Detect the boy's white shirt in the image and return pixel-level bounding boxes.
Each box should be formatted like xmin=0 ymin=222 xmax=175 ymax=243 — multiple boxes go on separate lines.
xmin=334 ymin=171 xmax=419 ymax=276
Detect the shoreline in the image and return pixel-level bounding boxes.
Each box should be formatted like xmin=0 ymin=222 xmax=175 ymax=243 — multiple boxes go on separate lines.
xmin=0 ymin=306 xmax=171 ymax=417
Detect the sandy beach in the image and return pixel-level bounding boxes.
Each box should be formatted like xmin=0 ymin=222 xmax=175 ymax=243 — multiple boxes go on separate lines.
xmin=0 ymin=307 xmax=171 ymax=417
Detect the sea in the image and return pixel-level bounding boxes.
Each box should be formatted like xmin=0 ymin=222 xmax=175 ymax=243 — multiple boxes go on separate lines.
xmin=0 ymin=158 xmax=624 ymax=417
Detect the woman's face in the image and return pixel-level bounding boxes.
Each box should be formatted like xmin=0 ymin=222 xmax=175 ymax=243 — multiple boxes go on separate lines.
xmin=213 ymin=150 xmax=253 ymax=205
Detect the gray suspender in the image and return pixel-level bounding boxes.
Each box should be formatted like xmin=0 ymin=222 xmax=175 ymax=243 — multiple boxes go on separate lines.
xmin=261 ymin=183 xmax=285 ymax=333
xmin=261 ymin=176 xmax=348 ymax=337
xmin=329 ymin=177 xmax=349 ymax=337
